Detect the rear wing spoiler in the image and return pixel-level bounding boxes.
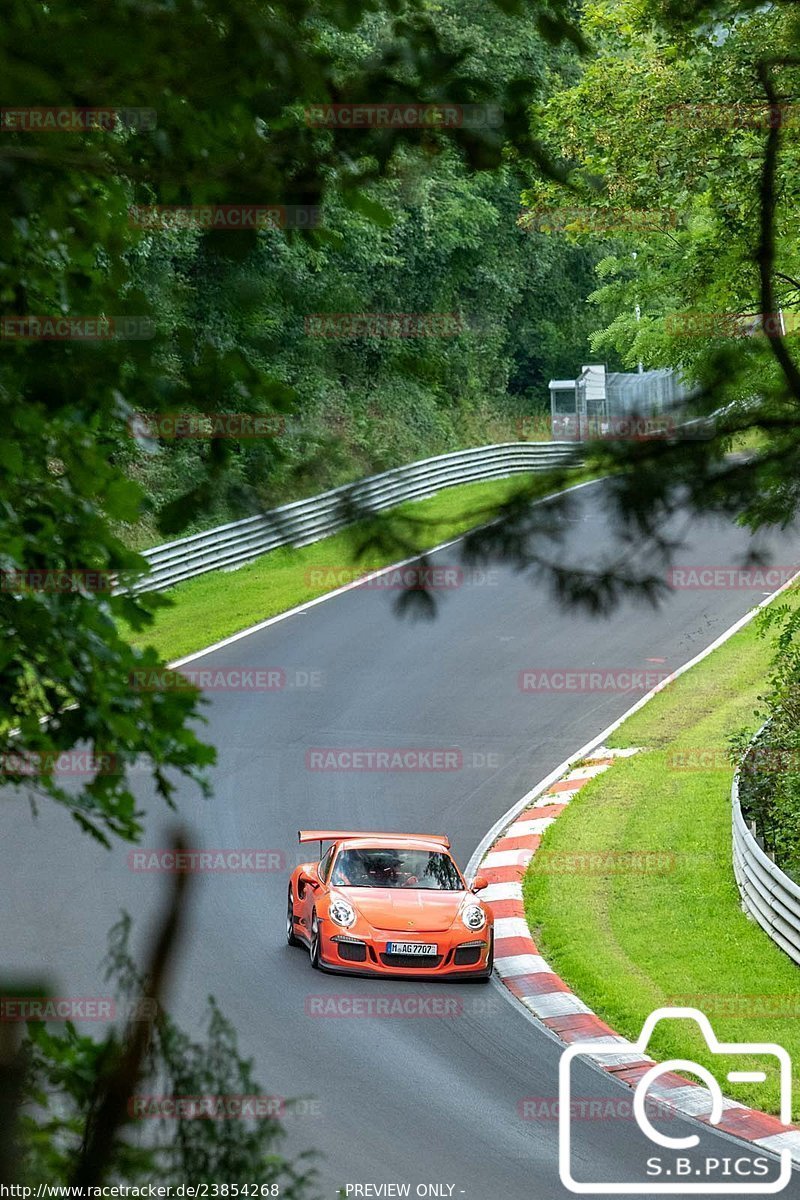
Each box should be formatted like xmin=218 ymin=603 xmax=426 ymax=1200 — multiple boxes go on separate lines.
xmin=298 ymin=829 xmax=450 ymax=849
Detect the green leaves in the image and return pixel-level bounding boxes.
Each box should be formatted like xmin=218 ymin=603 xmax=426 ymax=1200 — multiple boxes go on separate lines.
xmin=0 ymin=0 xmax=595 ymax=843
xmin=342 ymin=188 xmax=395 ymax=227
xmin=516 ymin=0 xmax=800 ymax=584
xmin=11 ymin=915 xmax=316 ymax=1191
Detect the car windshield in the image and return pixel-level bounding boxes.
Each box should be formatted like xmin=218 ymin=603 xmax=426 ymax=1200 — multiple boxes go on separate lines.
xmin=330 ymin=847 xmax=463 ymax=890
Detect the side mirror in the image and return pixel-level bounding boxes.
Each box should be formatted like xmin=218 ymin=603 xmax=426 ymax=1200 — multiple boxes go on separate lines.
xmin=471 ymin=873 xmax=489 ymax=892
xmin=299 ymin=869 xmax=320 ymax=890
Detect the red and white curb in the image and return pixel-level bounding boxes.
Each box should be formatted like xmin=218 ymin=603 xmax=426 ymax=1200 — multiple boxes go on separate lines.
xmin=478 ymin=747 xmax=800 ymax=1166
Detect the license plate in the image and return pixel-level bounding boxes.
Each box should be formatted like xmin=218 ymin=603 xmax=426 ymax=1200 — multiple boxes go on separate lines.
xmin=386 ymin=941 xmax=437 ymax=955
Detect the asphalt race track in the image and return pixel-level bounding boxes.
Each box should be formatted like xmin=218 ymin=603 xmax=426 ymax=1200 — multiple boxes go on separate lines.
xmin=5 ymin=478 xmax=800 ymax=1199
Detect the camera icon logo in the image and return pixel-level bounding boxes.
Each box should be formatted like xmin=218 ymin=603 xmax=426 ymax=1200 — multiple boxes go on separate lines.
xmin=558 ymin=1006 xmax=793 ymax=1194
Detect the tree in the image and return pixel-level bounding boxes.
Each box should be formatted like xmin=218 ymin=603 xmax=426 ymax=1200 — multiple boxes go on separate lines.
xmin=112 ymin=0 xmax=603 ymax=544
xmin=457 ymin=0 xmax=800 ymax=614
xmin=6 ymin=892 xmax=316 ymax=1191
xmin=0 ymin=0 xmax=581 ymax=841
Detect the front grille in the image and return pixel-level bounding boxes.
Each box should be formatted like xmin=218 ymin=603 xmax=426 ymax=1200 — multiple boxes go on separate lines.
xmin=453 ymin=945 xmax=483 ymax=966
xmin=380 ymin=953 xmax=443 ymax=969
xmin=337 ymin=941 xmax=367 ymax=963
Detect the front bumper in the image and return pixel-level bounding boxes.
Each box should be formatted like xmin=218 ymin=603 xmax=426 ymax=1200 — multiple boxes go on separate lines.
xmin=319 ymin=925 xmax=492 ymax=979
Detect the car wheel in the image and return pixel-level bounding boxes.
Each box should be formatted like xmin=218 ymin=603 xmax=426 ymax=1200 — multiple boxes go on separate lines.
xmin=286 ymin=888 xmax=301 ymax=946
xmin=309 ymin=910 xmax=322 ymax=969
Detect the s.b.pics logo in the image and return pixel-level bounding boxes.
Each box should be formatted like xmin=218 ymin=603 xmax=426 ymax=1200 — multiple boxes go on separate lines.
xmin=558 ymin=1008 xmax=793 ymax=1194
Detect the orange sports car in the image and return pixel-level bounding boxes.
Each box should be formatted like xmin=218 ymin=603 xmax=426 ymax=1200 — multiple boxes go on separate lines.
xmin=287 ymin=830 xmax=493 ymax=979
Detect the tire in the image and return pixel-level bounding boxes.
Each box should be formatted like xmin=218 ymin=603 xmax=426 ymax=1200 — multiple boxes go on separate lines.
xmin=286 ymin=888 xmax=301 ymax=947
xmin=309 ymin=909 xmax=322 ymax=969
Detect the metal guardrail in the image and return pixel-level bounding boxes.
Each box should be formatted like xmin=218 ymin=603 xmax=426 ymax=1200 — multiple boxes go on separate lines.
xmin=732 ymin=727 xmax=800 ymax=966
xmin=134 ymin=441 xmax=581 ymax=593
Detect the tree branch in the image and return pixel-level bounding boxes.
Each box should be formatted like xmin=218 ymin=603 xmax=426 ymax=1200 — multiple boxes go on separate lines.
xmin=756 ymin=61 xmax=800 ymax=400
xmin=71 ymin=829 xmax=193 ymax=1187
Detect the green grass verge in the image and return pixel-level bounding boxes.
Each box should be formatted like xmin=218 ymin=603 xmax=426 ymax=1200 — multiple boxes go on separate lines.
xmin=123 ymin=473 xmax=585 ymax=662
xmin=524 ymin=595 xmax=800 ymax=1120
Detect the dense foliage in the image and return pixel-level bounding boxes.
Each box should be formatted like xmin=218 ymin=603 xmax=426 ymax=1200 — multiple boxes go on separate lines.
xmin=117 ymin=1 xmax=604 ymax=548
xmin=734 ymin=602 xmax=800 ymax=877
xmin=15 ymin=915 xmax=315 ymax=1192
xmin=0 ymin=0 xmax=598 ymax=837
xmin=519 ymin=0 xmax=800 ymax=856
xmin=520 ymin=0 xmax=800 ymax=504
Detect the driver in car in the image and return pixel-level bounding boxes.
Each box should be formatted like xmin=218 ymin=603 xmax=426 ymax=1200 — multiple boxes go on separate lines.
xmin=332 ymin=850 xmax=419 ymax=887
xmin=366 ymin=852 xmax=419 ymax=887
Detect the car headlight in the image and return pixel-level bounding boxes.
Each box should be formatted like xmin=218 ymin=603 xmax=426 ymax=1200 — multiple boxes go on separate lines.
xmin=462 ymin=903 xmax=486 ymax=931
xmin=329 ymin=896 xmax=356 ymax=928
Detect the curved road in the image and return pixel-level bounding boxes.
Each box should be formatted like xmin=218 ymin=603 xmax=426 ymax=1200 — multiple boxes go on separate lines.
xmin=4 ymin=478 xmax=800 ymax=1198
